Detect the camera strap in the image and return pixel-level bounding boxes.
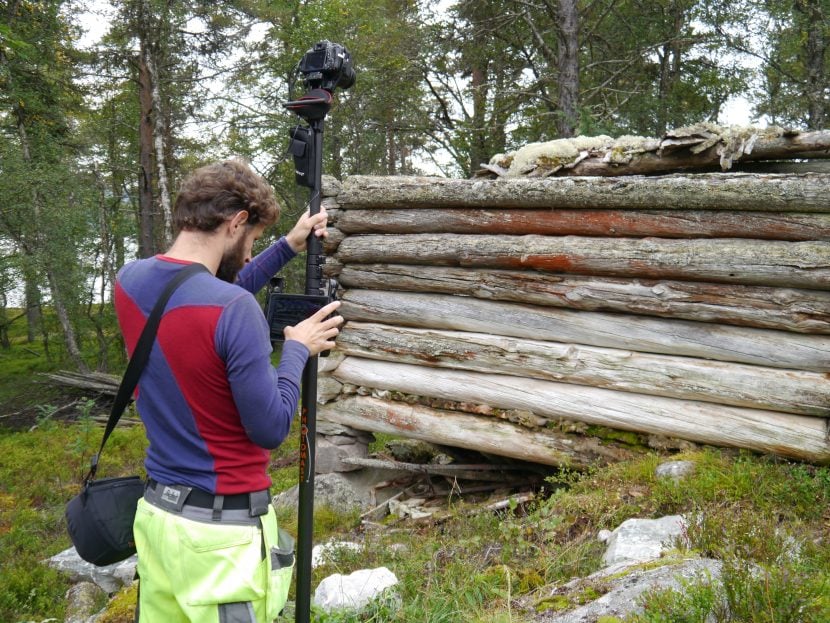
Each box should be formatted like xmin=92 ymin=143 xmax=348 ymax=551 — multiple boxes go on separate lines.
xmin=85 ymin=262 xmax=209 ymax=484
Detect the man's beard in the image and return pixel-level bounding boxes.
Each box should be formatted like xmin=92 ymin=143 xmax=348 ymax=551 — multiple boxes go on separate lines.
xmin=216 ymin=236 xmax=247 ymax=283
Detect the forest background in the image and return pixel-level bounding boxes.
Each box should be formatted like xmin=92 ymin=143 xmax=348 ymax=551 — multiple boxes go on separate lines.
xmin=0 ymin=0 xmax=828 ymax=378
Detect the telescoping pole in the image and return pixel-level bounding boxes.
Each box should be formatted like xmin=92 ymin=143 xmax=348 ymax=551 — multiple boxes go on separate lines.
xmin=295 ymin=117 xmax=326 ymax=623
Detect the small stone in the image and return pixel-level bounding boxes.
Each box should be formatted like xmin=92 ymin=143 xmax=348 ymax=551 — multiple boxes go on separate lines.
xmin=597 ymin=529 xmax=613 ymax=543
xmin=64 ymin=582 xmax=106 ymax=623
xmin=313 ymin=567 xmax=399 ymax=612
xmin=655 ymin=460 xmax=696 ymax=481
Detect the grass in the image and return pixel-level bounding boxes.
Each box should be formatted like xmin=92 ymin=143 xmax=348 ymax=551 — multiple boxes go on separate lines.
xmin=3 ymin=415 xmax=830 ymax=622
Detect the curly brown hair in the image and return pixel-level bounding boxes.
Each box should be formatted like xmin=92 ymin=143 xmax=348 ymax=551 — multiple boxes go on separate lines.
xmin=173 ymin=159 xmax=279 ymax=232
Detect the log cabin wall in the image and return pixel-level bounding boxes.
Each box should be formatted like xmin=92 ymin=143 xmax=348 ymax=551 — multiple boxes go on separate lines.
xmin=316 ymin=173 xmax=830 ymax=466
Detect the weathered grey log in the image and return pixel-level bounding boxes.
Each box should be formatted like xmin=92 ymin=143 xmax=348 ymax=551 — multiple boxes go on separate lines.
xmin=338 ymin=323 xmax=830 ymax=416
xmin=556 ymin=129 xmax=830 ymax=176
xmin=339 ymin=457 xmax=533 ymax=480
xmin=337 ymin=174 xmax=830 ymax=212
xmin=340 ymin=290 xmax=830 ymax=371
xmin=321 ymin=175 xmax=342 ymax=197
xmin=319 ymin=395 xmax=638 ymax=468
xmin=331 ymin=358 xmax=830 ymax=464
xmin=337 ymin=209 xmax=830 ymax=241
xmin=323 ymin=227 xmax=345 ymax=254
xmin=44 ymin=371 xmax=121 ymax=396
xmin=336 ymin=234 xmax=830 ymax=289
xmin=338 ymin=265 xmax=830 ymax=334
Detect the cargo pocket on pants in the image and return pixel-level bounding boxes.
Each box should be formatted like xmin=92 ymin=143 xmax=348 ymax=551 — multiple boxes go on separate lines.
xmin=177 ymin=519 xmax=265 ymax=607
xmin=266 ymin=527 xmax=295 ymax=619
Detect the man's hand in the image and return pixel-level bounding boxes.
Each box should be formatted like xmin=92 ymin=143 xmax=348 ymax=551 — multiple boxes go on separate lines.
xmin=286 ymin=207 xmax=329 ymax=253
xmin=283 ymin=300 xmax=343 ymax=356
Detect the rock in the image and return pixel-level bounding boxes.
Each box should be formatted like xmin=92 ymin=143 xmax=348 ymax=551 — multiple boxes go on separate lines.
xmin=272 ymin=472 xmax=367 ymax=513
xmin=313 ymin=567 xmax=399 ymax=612
xmin=315 ymin=436 xmax=369 ymax=474
xmin=602 ymin=515 xmax=687 ymax=566
xmin=383 ymin=439 xmax=439 ymax=463
xmin=597 ymin=529 xmax=613 ymax=543
xmin=312 ymin=541 xmax=363 ymax=568
xmin=655 ymin=460 xmax=696 ymax=481
xmin=45 ymin=547 xmax=136 ymax=594
xmin=317 ymin=421 xmax=374 ymax=444
xmin=64 ymin=581 xmax=106 ymax=623
xmin=532 ymin=557 xmax=723 ymax=622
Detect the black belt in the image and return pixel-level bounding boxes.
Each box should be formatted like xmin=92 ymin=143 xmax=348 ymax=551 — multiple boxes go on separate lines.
xmin=146 ymin=479 xmax=270 ymax=517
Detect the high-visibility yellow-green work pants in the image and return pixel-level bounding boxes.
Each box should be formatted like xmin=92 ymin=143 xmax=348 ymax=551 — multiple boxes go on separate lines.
xmin=134 ymin=497 xmax=294 ymax=622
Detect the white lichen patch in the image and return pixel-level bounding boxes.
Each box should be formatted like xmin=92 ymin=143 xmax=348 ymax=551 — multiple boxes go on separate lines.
xmin=486 ymin=125 xmax=792 ymax=176
xmin=497 ymin=135 xmax=615 ymax=176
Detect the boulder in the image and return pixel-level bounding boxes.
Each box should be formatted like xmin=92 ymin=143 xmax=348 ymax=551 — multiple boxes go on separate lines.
xmin=533 ymin=557 xmax=723 ymax=622
xmin=313 ymin=567 xmax=399 ymax=612
xmin=64 ymin=581 xmax=106 ymax=623
xmin=45 ymin=548 xmax=136 ymax=594
xmin=602 ymin=515 xmax=687 ymax=566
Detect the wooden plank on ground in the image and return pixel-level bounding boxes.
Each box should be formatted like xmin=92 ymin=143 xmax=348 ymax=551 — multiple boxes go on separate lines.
xmin=319 ymin=395 xmax=637 ymax=468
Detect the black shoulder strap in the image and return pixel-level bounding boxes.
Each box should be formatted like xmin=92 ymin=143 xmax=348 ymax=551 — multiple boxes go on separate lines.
xmin=85 ymin=262 xmax=208 ymax=483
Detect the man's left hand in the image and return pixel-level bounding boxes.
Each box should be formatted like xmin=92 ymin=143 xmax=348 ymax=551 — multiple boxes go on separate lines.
xmin=286 ymin=207 xmax=329 ymax=253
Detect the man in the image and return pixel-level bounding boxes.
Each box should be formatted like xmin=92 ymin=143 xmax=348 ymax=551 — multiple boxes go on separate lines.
xmin=114 ymin=159 xmax=342 ymax=622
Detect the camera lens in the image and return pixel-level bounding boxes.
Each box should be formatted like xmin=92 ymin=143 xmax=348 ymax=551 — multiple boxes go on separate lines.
xmin=337 ymin=65 xmax=356 ymax=89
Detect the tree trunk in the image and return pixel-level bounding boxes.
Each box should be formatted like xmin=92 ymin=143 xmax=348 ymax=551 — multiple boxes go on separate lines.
xmin=796 ymin=0 xmax=828 ymax=129
xmin=24 ymin=276 xmax=40 ymax=343
xmin=340 ymin=289 xmax=830 ymax=371
xmin=319 ymin=394 xmax=637 ymax=468
xmin=338 ymin=322 xmax=830 ymax=416
xmin=144 ymin=41 xmax=173 ymax=245
xmin=556 ymin=0 xmax=579 ymax=137
xmin=336 ymin=208 xmax=830 ymax=240
xmin=338 ymin=264 xmax=830 ymax=334
xmin=336 ymin=173 xmax=830 ymax=211
xmin=137 ymin=47 xmax=156 ymax=258
xmin=331 ymin=358 xmax=830 ymax=464
xmin=336 ymin=234 xmax=830 ymax=289
xmin=469 ymin=63 xmax=489 ymax=176
xmin=44 ymin=269 xmax=88 ymax=373
xmin=16 ymin=115 xmax=88 ymax=372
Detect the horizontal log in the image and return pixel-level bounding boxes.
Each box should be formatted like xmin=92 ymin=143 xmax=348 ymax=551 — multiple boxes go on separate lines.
xmin=336 ymin=234 xmax=830 ymax=289
xmin=319 ymin=395 xmax=638 ymax=468
xmin=338 ymin=264 xmax=830 ymax=334
xmin=337 ymin=209 xmax=830 ymax=241
xmin=331 ymin=358 xmax=830 ymax=464
xmin=547 ymin=129 xmax=830 ymax=177
xmin=339 ymin=457 xmax=533 ymax=480
xmin=338 ymin=323 xmax=830 ymax=416
xmin=337 ymin=174 xmax=830 ymax=212
xmin=340 ymin=289 xmax=830 ymax=371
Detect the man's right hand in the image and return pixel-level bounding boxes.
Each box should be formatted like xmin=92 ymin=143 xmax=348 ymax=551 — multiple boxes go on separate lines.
xmin=283 ymin=300 xmax=343 ymax=356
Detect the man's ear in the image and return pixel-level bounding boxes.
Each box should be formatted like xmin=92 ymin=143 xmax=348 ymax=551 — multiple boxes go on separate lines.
xmin=229 ymin=210 xmax=249 ymax=232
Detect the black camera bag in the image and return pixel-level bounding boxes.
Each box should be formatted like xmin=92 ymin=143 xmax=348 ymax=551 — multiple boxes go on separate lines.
xmin=65 ymin=263 xmax=207 ymax=566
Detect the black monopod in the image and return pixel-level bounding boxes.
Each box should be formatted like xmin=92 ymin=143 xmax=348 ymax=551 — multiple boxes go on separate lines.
xmin=265 ymin=40 xmax=354 ymax=623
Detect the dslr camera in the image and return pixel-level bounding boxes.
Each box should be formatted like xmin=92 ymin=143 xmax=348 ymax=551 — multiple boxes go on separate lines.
xmin=297 ymin=40 xmax=355 ymax=92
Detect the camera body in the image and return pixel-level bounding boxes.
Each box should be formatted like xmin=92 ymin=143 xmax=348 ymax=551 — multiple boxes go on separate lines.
xmin=297 ymin=40 xmax=355 ymax=92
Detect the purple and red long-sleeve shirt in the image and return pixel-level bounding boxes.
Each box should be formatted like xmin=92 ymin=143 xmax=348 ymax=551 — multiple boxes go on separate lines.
xmin=114 ymin=237 xmax=308 ymax=495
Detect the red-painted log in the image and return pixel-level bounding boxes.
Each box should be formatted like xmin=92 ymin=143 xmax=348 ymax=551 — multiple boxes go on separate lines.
xmin=336 ymin=208 xmax=830 ymax=240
